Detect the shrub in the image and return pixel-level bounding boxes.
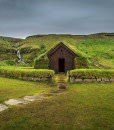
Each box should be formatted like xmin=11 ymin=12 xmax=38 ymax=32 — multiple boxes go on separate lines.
xmin=69 ymin=69 xmax=114 ymax=79
xmin=5 ymin=60 xmax=16 ymax=66
xmin=74 ymin=57 xmax=89 ymax=68
xmin=0 ymin=60 xmax=16 ymax=66
xmin=34 ymin=52 xmax=49 ymax=69
xmin=0 ymin=67 xmax=55 ymax=81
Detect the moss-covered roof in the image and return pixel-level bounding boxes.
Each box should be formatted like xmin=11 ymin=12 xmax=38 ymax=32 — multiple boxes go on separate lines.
xmin=47 ymin=42 xmax=88 ymax=58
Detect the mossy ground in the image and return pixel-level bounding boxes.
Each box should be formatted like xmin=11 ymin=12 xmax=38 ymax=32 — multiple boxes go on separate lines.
xmin=0 ymin=77 xmax=114 ymax=130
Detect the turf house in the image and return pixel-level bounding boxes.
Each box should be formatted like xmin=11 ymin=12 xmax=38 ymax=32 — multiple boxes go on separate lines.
xmin=34 ymin=42 xmax=88 ymax=73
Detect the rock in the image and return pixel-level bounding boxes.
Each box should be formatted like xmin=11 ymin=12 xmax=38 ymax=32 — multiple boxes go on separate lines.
xmin=110 ymin=78 xmax=114 ymax=82
xmin=70 ymin=77 xmax=75 ymax=83
xmin=4 ymin=99 xmax=28 ymax=106
xmin=84 ymin=79 xmax=93 ymax=82
xmin=24 ymin=96 xmax=37 ymax=102
xmin=49 ymin=89 xmax=66 ymax=96
xmin=91 ymin=79 xmax=97 ymax=82
xmin=102 ymin=78 xmax=110 ymax=82
xmin=97 ymin=78 xmax=102 ymax=82
xmin=40 ymin=93 xmax=54 ymax=97
xmin=75 ymin=79 xmax=83 ymax=83
xmin=24 ymin=94 xmax=45 ymax=102
xmin=58 ymin=83 xmax=67 ymax=89
xmin=0 ymin=104 xmax=8 ymax=112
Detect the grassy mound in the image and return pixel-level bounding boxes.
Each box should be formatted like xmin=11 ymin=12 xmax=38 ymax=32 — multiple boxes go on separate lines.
xmin=0 ymin=67 xmax=54 ymax=81
xmin=69 ymin=69 xmax=114 ymax=79
xmin=34 ymin=52 xmax=49 ymax=69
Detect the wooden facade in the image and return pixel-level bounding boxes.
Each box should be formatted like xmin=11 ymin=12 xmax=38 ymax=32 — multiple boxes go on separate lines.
xmin=47 ymin=42 xmax=76 ymax=73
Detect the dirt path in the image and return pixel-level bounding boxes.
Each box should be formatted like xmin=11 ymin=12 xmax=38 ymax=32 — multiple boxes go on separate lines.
xmin=55 ymin=74 xmax=68 ymax=89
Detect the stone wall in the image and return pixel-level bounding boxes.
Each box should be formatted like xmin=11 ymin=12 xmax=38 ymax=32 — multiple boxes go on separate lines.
xmin=0 ymin=75 xmax=53 ymax=82
xmin=22 ymin=76 xmax=53 ymax=82
xmin=69 ymin=77 xmax=114 ymax=83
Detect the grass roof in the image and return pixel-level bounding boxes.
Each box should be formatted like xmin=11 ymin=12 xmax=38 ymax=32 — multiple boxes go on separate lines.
xmin=47 ymin=42 xmax=88 ymax=59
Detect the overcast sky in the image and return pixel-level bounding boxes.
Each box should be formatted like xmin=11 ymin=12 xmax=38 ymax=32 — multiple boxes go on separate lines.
xmin=0 ymin=0 xmax=114 ymax=38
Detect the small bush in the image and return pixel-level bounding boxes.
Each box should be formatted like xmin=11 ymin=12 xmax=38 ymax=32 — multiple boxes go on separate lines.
xmin=5 ymin=60 xmax=16 ymax=66
xmin=34 ymin=52 xmax=49 ymax=69
xmin=69 ymin=69 xmax=114 ymax=79
xmin=0 ymin=60 xmax=16 ymax=66
xmin=74 ymin=57 xmax=89 ymax=68
xmin=0 ymin=67 xmax=55 ymax=81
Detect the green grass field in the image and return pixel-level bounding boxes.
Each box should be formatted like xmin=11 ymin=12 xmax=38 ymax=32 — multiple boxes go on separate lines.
xmin=0 ymin=77 xmax=54 ymax=103
xmin=0 ymin=77 xmax=114 ymax=130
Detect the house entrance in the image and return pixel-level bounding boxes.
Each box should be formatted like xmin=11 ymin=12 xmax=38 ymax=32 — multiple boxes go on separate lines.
xmin=59 ymin=58 xmax=65 ymax=72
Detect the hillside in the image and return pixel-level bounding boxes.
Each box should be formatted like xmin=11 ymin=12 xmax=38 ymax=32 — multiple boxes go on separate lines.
xmin=0 ymin=36 xmax=23 ymax=66
xmin=0 ymin=33 xmax=114 ymax=68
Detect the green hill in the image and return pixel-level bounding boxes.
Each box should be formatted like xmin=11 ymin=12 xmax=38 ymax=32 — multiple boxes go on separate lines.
xmin=0 ymin=36 xmax=23 ymax=66
xmin=0 ymin=33 xmax=114 ymax=68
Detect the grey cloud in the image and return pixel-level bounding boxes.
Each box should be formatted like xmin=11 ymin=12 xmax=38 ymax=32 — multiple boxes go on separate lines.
xmin=0 ymin=0 xmax=114 ymax=38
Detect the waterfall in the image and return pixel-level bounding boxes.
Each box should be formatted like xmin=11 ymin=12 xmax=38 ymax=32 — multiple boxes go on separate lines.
xmin=17 ymin=50 xmax=25 ymax=63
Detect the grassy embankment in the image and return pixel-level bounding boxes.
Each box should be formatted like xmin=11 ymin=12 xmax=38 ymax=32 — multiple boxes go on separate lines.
xmin=0 ymin=66 xmax=54 ymax=82
xmin=69 ymin=69 xmax=114 ymax=78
